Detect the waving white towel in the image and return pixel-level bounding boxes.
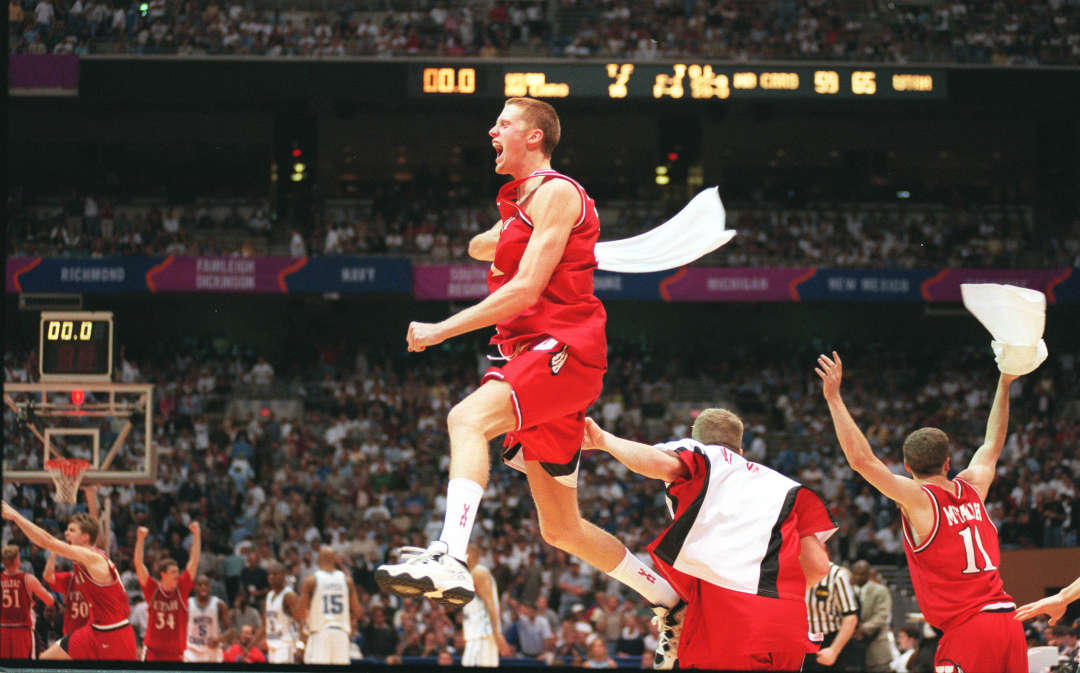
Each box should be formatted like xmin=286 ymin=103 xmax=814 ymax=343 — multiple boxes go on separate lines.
xmin=961 ymin=283 xmax=1049 ymax=376
xmin=596 ymin=187 xmax=734 ymax=273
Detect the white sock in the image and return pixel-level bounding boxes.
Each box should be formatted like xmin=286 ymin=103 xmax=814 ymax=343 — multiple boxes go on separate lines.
xmin=438 ymin=477 xmax=484 ymax=561
xmin=606 ymin=548 xmax=679 ymax=608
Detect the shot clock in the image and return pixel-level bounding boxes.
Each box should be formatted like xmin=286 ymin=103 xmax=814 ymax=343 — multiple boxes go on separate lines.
xmin=38 ymin=311 xmax=114 ymax=381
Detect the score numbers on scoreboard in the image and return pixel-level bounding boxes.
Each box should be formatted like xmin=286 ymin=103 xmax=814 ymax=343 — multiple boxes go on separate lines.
xmin=415 ymin=63 xmax=944 ymax=100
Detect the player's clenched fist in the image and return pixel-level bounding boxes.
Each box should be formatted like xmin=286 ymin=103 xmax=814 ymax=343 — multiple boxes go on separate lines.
xmin=189 ymin=521 xmax=200 ymax=535
xmin=137 ymin=526 xmax=149 ymax=540
xmin=406 ymin=321 xmax=445 ymax=352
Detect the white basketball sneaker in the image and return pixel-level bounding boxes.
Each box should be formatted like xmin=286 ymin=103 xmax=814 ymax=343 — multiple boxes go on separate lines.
xmin=651 ymin=599 xmax=686 ymax=670
xmin=375 ymin=541 xmax=475 ymax=608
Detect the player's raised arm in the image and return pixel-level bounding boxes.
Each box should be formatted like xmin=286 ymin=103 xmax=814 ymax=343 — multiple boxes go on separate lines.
xmin=2 ymin=501 xmax=109 ymax=581
xmin=583 ymin=417 xmax=689 ymax=483
xmin=955 ymin=373 xmax=1018 ymax=502
xmin=186 ymin=522 xmax=202 ymax=577
xmin=405 ymin=179 xmax=579 ymax=352
xmin=468 ymin=220 xmax=503 ymax=262
xmin=815 ymin=353 xmax=926 ymax=512
xmin=26 ymin=573 xmax=56 ymax=607
xmin=43 ymin=550 xmax=57 ymax=584
xmin=134 ymin=526 xmax=151 ymax=588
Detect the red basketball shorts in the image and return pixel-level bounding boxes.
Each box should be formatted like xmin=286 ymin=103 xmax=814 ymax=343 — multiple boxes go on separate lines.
xmin=685 ymin=651 xmax=805 ymax=671
xmin=63 ymin=623 xmax=138 ymax=660
xmin=483 ymin=337 xmax=604 ymax=485
xmin=935 ymin=610 xmax=1027 ymax=673
xmin=0 ymin=625 xmax=34 ymax=658
xmin=143 ymin=646 xmax=185 ymax=661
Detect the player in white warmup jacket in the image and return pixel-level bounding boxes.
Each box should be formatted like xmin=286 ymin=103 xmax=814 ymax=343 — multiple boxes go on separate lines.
xmin=295 ymin=546 xmax=362 ymax=665
xmin=461 ymin=545 xmax=513 ymax=667
xmin=259 ymin=561 xmax=299 ymax=663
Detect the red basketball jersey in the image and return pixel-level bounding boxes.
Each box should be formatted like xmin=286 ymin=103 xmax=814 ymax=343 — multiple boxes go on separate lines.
xmin=48 ymin=571 xmax=92 ymax=634
xmin=901 ymin=478 xmax=1014 ymax=632
xmin=142 ymin=570 xmax=194 ymax=653
xmin=72 ymin=548 xmax=131 ymax=627
xmin=1 ymin=570 xmax=34 ymax=627
xmin=489 ymin=170 xmax=607 ymax=368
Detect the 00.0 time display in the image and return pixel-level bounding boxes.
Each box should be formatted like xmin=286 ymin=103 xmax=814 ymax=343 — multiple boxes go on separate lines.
xmin=39 ymin=311 xmax=114 ymax=381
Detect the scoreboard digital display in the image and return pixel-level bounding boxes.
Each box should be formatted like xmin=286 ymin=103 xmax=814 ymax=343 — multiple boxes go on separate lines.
xmin=411 ymin=63 xmax=946 ymax=101
xmin=39 ymin=311 xmax=114 ymax=382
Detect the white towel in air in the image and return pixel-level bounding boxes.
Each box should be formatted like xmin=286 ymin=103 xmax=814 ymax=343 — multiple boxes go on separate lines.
xmin=960 ymin=283 xmax=1049 ymax=376
xmin=595 ymin=186 xmax=734 ymax=273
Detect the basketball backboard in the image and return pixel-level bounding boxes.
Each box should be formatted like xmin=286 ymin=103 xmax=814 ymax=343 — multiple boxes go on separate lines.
xmin=3 ymin=381 xmax=156 ymax=485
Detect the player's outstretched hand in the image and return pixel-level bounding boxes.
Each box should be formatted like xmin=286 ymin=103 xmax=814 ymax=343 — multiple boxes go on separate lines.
xmin=406 ymin=321 xmax=445 ymax=352
xmin=1 ymin=501 xmax=16 ymax=520
xmin=1015 ymin=593 xmax=1067 ymax=625
xmin=136 ymin=526 xmax=149 ymax=540
xmin=582 ymin=417 xmax=608 ymax=453
xmin=815 ymin=351 xmax=844 ymax=401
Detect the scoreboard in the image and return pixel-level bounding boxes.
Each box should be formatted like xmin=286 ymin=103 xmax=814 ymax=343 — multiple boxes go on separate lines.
xmin=410 ymin=63 xmax=947 ymax=101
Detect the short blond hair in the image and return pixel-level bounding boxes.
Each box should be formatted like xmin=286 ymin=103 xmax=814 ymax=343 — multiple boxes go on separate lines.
xmin=2 ymin=545 xmax=19 ymax=565
xmin=691 ymin=408 xmax=743 ymax=450
xmin=505 ymin=97 xmax=561 ymax=156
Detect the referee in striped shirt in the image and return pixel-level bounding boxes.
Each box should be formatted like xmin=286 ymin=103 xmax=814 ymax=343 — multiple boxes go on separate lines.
xmin=805 ymin=561 xmax=863 ymax=671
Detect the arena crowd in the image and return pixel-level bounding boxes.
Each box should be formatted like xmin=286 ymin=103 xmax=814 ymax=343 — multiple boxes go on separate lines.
xmin=3 ymin=324 xmax=1078 ymax=664
xmin=8 ymin=0 xmax=1080 ymax=65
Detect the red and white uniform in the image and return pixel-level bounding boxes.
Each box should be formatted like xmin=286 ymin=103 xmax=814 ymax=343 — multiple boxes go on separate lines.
xmin=141 ymin=569 xmax=194 ymax=661
xmin=902 ymin=477 xmax=1027 ymax=673
xmin=61 ymin=548 xmax=137 ymax=660
xmin=646 ymin=440 xmax=837 ymax=670
xmin=47 ymin=570 xmax=92 ymax=634
xmin=485 ymin=170 xmax=607 ymax=481
xmin=1 ymin=569 xmax=36 ymax=659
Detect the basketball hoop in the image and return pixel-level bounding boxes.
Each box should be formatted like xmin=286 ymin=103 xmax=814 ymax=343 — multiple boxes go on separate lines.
xmin=44 ymin=458 xmax=91 ymax=504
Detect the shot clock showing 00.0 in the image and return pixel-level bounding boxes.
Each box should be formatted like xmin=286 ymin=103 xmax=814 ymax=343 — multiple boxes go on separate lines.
xmin=39 ymin=311 xmax=115 ymax=382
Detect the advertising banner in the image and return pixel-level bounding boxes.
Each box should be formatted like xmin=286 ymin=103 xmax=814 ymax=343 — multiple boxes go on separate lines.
xmin=9 ymin=54 xmax=79 ymax=94
xmin=6 ymin=256 xmax=412 ymax=294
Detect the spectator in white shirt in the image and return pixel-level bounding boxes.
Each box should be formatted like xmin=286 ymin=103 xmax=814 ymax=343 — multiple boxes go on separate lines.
xmin=289 ymin=229 xmax=306 ymax=257
xmin=250 ymin=357 xmax=274 ymax=386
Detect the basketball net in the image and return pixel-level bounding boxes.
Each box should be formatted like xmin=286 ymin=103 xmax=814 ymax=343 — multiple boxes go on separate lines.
xmin=44 ymin=458 xmax=91 ymax=505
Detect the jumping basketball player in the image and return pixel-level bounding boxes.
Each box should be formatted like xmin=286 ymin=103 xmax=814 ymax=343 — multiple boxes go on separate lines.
xmin=376 ymin=97 xmax=684 ymax=667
